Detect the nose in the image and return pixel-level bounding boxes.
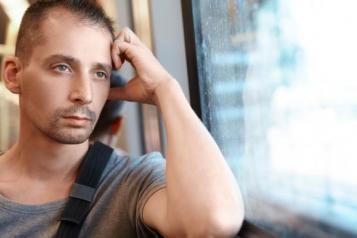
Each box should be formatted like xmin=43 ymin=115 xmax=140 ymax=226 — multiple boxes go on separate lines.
xmin=69 ymin=74 xmax=93 ymax=105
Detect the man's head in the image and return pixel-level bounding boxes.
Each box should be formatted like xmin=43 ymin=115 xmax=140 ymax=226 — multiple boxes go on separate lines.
xmin=2 ymin=0 xmax=116 ymax=145
xmin=90 ymin=72 xmax=126 ymax=145
xmin=16 ymin=0 xmax=114 ymax=66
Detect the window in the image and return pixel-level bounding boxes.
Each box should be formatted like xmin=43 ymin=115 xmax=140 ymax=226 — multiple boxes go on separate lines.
xmin=183 ymin=0 xmax=357 ymax=237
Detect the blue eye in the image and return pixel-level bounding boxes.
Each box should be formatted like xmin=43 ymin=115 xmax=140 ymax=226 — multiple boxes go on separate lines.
xmin=54 ymin=64 xmax=71 ymax=72
xmin=96 ymin=71 xmax=108 ymax=80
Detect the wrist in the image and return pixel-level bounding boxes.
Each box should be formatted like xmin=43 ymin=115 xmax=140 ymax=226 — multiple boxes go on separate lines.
xmin=153 ymin=76 xmax=181 ymax=107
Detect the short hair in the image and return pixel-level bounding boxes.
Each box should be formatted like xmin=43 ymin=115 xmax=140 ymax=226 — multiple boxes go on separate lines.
xmin=16 ymin=0 xmax=115 ymax=64
xmin=90 ymin=72 xmax=126 ymax=140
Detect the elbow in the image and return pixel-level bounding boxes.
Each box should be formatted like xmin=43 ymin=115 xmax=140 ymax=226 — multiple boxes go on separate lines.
xmin=203 ymin=193 xmax=245 ymax=237
xmin=166 ymin=191 xmax=245 ymax=238
xmin=183 ymin=208 xmax=245 ymax=238
xmin=205 ymin=210 xmax=244 ymax=238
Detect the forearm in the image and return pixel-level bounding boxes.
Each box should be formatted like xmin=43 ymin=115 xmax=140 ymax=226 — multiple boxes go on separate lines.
xmin=155 ymin=78 xmax=244 ymax=236
xmin=109 ymin=28 xmax=244 ymax=235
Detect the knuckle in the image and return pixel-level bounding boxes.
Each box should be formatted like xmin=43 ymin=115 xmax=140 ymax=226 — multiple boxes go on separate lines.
xmin=122 ymin=27 xmax=131 ymax=32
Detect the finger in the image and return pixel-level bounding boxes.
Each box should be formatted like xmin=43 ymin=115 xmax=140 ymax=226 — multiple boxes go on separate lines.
xmin=108 ymin=77 xmax=154 ymax=104
xmin=114 ymin=29 xmax=126 ymax=43
xmin=124 ymin=31 xmax=131 ymax=44
xmin=115 ymin=41 xmax=138 ymax=65
xmin=108 ymin=77 xmax=141 ymax=101
xmin=117 ymin=27 xmax=145 ymax=47
xmin=111 ymin=41 xmax=124 ymax=69
xmin=112 ymin=29 xmax=129 ymax=69
xmin=112 ymin=40 xmax=135 ymax=69
xmin=108 ymin=86 xmax=129 ymax=101
xmin=112 ymin=29 xmax=138 ymax=69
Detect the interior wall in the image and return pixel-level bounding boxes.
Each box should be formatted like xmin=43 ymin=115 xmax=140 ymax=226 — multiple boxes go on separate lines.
xmin=150 ymin=0 xmax=190 ymax=101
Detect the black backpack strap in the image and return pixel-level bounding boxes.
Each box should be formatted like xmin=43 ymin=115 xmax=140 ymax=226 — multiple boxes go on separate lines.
xmin=55 ymin=142 xmax=114 ymax=238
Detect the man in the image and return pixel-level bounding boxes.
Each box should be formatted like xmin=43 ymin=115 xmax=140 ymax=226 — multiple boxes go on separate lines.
xmin=89 ymin=72 xmax=126 ymax=147
xmin=0 ymin=0 xmax=244 ymax=237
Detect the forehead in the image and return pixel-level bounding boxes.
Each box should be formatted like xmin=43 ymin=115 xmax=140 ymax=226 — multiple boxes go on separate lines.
xmin=31 ymin=8 xmax=112 ymax=65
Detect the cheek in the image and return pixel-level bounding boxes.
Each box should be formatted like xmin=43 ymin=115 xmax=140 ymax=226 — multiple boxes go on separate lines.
xmin=21 ymin=71 xmax=67 ymax=110
xmin=96 ymin=83 xmax=110 ymax=100
xmin=93 ymin=82 xmax=110 ymax=110
xmin=21 ymin=75 xmax=49 ymax=110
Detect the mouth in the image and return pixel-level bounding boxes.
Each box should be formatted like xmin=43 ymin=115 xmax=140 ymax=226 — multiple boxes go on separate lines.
xmin=62 ymin=115 xmax=92 ymax=127
xmin=63 ymin=115 xmax=92 ymax=121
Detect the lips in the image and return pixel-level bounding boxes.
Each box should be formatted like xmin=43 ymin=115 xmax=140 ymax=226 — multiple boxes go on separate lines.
xmin=62 ymin=115 xmax=92 ymax=127
xmin=63 ymin=115 xmax=91 ymax=121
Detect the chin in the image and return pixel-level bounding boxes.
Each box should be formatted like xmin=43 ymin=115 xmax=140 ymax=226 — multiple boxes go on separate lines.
xmin=54 ymin=137 xmax=89 ymax=144
xmin=47 ymin=130 xmax=91 ymax=144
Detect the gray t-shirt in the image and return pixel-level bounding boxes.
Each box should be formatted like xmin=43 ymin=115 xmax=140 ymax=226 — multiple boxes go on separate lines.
xmin=0 ymin=151 xmax=166 ymax=238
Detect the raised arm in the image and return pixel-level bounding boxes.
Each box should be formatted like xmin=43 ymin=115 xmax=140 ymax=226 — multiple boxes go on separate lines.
xmin=109 ymin=28 xmax=244 ymax=237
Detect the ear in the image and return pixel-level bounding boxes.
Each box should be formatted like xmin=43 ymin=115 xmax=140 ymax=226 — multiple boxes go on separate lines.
xmin=2 ymin=56 xmax=22 ymax=94
xmin=110 ymin=117 xmax=124 ymax=135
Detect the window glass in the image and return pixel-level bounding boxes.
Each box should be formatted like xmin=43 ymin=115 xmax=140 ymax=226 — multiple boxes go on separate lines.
xmin=191 ymin=0 xmax=357 ymax=237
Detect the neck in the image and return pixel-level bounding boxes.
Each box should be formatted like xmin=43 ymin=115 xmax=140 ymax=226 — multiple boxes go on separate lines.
xmin=2 ymin=133 xmax=89 ymax=184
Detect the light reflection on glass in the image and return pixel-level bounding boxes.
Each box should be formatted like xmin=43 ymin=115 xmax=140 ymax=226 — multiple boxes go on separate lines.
xmin=194 ymin=0 xmax=357 ymax=237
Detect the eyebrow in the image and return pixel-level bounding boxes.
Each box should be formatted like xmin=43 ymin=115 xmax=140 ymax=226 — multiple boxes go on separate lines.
xmin=43 ymin=54 xmax=77 ymax=65
xmin=43 ymin=54 xmax=112 ymax=72
xmin=94 ymin=63 xmax=112 ymax=73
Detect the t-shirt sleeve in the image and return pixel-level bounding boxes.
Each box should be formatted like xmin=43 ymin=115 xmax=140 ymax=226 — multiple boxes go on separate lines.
xmin=125 ymin=152 xmax=166 ymax=237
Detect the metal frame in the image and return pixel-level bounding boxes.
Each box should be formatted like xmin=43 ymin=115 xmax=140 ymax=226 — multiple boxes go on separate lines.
xmin=180 ymin=0 xmax=203 ymax=120
xmin=181 ymin=0 xmax=212 ymax=131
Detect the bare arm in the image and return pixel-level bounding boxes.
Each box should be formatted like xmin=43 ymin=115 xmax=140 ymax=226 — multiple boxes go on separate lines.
xmin=110 ymin=28 xmax=244 ymax=237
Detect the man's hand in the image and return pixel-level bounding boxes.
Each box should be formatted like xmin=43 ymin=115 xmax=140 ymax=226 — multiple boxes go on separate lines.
xmin=109 ymin=27 xmax=173 ymax=105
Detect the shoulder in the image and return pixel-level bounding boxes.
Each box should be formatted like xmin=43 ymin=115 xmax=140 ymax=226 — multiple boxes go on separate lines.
xmin=99 ymin=149 xmax=166 ymax=184
xmin=94 ymin=149 xmax=166 ymax=207
xmin=109 ymin=149 xmax=165 ymax=169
